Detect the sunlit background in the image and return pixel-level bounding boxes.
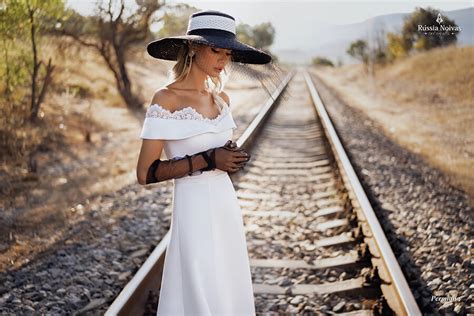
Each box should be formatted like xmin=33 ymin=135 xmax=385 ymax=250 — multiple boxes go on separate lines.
xmin=0 ymin=0 xmax=472 ymax=314
xmin=69 ymin=0 xmax=473 ymax=64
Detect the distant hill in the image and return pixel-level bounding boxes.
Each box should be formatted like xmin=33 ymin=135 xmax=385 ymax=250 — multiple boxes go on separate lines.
xmin=275 ymin=7 xmax=473 ymax=65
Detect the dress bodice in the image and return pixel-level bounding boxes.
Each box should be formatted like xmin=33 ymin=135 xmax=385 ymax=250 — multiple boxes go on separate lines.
xmin=139 ymin=94 xmax=237 ymax=159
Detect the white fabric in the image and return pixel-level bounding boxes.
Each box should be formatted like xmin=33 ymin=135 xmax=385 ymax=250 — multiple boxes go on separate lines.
xmin=140 ymin=95 xmax=237 ymax=159
xmin=139 ymin=97 xmax=256 ymax=316
xmin=187 ymin=14 xmax=236 ymax=35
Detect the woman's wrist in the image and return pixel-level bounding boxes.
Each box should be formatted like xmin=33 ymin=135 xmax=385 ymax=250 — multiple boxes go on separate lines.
xmin=191 ymin=152 xmax=212 ymax=171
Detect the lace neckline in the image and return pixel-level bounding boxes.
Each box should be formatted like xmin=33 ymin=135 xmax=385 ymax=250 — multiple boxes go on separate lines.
xmin=146 ymin=102 xmax=228 ymax=124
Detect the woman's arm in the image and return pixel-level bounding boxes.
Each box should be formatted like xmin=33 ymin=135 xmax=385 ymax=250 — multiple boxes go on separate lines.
xmin=136 ymin=89 xmax=215 ymax=185
xmin=136 ymin=139 xmax=164 ymax=185
xmin=136 ymin=89 xmax=174 ymax=185
xmin=136 ymin=89 xmax=248 ymax=185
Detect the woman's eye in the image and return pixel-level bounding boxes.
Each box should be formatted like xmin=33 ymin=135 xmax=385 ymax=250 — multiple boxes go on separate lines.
xmin=212 ymin=48 xmax=232 ymax=56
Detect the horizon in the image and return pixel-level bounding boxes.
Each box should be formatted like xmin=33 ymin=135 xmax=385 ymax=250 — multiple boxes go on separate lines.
xmin=67 ymin=1 xmax=472 ymax=63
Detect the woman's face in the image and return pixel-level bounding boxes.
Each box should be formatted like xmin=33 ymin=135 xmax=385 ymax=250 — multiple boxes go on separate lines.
xmin=194 ymin=44 xmax=232 ymax=77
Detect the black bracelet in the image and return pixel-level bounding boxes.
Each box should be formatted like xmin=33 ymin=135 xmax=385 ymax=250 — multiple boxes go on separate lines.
xmin=200 ymin=150 xmax=216 ymax=171
xmin=185 ymin=155 xmax=193 ymax=175
xmin=210 ymin=148 xmax=216 ymax=169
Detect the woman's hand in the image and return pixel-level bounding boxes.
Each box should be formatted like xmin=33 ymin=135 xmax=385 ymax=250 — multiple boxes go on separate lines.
xmin=223 ymin=140 xmax=238 ymax=151
xmin=213 ymin=140 xmax=251 ymax=173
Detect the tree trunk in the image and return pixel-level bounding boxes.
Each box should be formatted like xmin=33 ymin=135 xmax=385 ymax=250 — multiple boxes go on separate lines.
xmin=2 ymin=39 xmax=12 ymax=102
xmin=33 ymin=58 xmax=55 ymax=118
xmin=29 ymin=5 xmax=38 ymax=122
xmin=115 ymin=46 xmax=142 ymax=108
xmin=100 ymin=42 xmax=142 ymax=109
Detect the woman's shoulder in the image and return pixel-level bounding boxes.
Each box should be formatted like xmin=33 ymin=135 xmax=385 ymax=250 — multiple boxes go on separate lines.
xmin=217 ymin=91 xmax=230 ymax=107
xmin=150 ymin=87 xmax=178 ymax=112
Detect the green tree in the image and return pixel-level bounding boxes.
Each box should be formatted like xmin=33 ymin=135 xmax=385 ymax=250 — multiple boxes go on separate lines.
xmin=372 ymin=26 xmax=387 ymax=64
xmin=402 ymin=7 xmax=458 ymax=51
xmin=24 ymin=0 xmax=64 ymax=122
xmin=252 ymin=22 xmax=275 ymax=50
xmin=386 ymin=32 xmax=407 ymax=61
xmin=236 ymin=23 xmax=254 ymax=47
xmin=236 ymin=22 xmax=275 ymax=50
xmin=1 ymin=0 xmax=65 ymax=122
xmin=157 ymin=4 xmax=197 ymax=38
xmin=0 ymin=0 xmax=28 ymax=105
xmin=59 ymin=0 xmax=163 ymax=108
xmin=157 ymin=12 xmax=187 ymax=37
xmin=347 ymin=39 xmax=368 ymax=64
xmin=311 ymin=56 xmax=334 ymax=67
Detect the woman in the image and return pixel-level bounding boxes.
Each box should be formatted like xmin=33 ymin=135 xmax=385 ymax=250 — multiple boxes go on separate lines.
xmin=136 ymin=10 xmax=272 ymax=316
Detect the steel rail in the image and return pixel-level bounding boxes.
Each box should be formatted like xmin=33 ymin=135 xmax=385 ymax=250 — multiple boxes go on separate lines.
xmin=105 ymin=70 xmax=295 ymax=316
xmin=303 ymin=69 xmax=421 ymax=316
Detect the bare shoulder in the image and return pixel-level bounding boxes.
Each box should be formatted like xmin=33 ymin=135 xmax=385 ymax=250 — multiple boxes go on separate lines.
xmin=218 ymin=91 xmax=230 ymax=107
xmin=150 ymin=88 xmax=178 ymax=111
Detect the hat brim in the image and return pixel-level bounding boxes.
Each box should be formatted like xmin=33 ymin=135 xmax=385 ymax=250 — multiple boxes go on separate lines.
xmin=146 ymin=35 xmax=272 ymax=65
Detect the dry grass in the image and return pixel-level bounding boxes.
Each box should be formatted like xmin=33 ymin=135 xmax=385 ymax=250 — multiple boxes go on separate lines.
xmin=311 ymin=45 xmax=474 ymax=205
xmin=0 ymin=36 xmax=172 ymax=269
xmin=0 ymin=36 xmax=169 ymax=174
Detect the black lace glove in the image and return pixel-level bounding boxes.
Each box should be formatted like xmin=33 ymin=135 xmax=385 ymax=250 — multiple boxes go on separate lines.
xmin=201 ymin=140 xmax=251 ymax=173
xmin=145 ymin=141 xmax=250 ymax=184
xmin=145 ymin=154 xmax=198 ymax=184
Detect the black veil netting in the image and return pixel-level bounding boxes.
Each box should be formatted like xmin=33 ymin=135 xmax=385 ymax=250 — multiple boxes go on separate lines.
xmin=158 ymin=39 xmax=291 ymax=104
xmin=223 ymin=60 xmax=290 ymax=103
xmin=143 ymin=41 xmax=292 ymax=183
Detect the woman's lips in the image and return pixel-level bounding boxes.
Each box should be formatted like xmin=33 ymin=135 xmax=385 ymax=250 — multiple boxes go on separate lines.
xmin=214 ymin=67 xmax=223 ymax=72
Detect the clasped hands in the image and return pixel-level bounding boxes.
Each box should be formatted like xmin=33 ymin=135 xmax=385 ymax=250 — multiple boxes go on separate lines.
xmin=210 ymin=140 xmax=251 ymax=173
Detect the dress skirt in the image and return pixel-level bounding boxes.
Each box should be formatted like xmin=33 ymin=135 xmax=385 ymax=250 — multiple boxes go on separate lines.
xmin=156 ymin=169 xmax=256 ymax=316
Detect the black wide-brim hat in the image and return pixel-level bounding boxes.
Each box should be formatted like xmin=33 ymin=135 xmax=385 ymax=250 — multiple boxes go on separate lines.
xmin=147 ymin=10 xmax=272 ymax=65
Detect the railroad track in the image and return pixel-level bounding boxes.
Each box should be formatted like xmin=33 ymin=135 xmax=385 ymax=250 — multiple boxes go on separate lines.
xmin=106 ymin=69 xmax=420 ymax=315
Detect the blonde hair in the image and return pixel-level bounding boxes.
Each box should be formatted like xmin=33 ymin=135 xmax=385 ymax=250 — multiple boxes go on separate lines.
xmin=167 ymin=40 xmax=229 ymax=111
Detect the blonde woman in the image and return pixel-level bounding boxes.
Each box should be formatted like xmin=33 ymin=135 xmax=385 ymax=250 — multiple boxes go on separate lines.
xmin=136 ymin=10 xmax=272 ymax=316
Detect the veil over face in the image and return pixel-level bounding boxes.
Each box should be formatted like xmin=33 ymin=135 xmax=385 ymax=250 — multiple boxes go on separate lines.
xmin=187 ymin=41 xmax=287 ymax=100
xmin=146 ymin=10 xmax=288 ymax=101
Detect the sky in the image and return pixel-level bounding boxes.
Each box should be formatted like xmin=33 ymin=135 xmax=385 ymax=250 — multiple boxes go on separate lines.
xmin=67 ymin=0 xmax=472 ymax=51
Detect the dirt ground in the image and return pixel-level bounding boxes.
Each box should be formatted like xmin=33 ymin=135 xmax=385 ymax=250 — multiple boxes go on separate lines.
xmin=309 ymin=46 xmax=474 ymax=206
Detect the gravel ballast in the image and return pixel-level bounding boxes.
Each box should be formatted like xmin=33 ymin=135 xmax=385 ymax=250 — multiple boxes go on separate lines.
xmin=310 ymin=72 xmax=473 ymax=315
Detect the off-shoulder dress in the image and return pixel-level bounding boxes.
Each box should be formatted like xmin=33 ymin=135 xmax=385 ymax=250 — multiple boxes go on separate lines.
xmin=139 ymin=94 xmax=255 ymax=316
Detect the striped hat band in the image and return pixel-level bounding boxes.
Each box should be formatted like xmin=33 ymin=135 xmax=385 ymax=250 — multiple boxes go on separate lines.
xmin=187 ymin=11 xmax=236 ymax=36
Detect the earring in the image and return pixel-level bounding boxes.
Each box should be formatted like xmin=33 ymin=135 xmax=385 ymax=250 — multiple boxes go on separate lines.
xmin=189 ymin=51 xmax=195 ymax=57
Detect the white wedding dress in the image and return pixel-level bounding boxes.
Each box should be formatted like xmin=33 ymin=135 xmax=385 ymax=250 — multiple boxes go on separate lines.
xmin=139 ymin=94 xmax=256 ymax=316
